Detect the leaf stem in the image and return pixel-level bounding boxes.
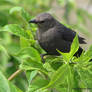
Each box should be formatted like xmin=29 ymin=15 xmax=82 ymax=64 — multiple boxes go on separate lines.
xmin=8 ymin=69 xmax=23 ymax=81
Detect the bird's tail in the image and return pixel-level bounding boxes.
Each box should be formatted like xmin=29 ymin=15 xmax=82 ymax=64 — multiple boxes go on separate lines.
xmin=74 ymin=47 xmax=92 ymax=61
xmin=74 ymin=47 xmax=83 ymax=57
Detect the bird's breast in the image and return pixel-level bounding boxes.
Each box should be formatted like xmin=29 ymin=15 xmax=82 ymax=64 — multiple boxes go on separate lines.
xmin=36 ymin=30 xmax=56 ymax=50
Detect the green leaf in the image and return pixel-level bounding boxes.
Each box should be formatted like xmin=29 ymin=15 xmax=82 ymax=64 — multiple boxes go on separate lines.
xmin=20 ymin=37 xmax=30 ymax=49
xmin=84 ymin=45 xmax=92 ymax=60
xmin=26 ymin=70 xmax=38 ymax=84
xmin=0 ymin=24 xmax=30 ymax=39
xmin=0 ymin=71 xmax=10 ymax=92
xmin=57 ymin=49 xmax=70 ymax=62
xmin=6 ymin=42 xmax=20 ymax=55
xmin=67 ymin=66 xmax=73 ymax=92
xmin=0 ymin=70 xmax=22 ymax=92
xmin=27 ymin=77 xmax=49 ymax=92
xmin=20 ymin=59 xmax=48 ymax=74
xmin=0 ymin=45 xmax=9 ymax=57
xmin=77 ymin=67 xmax=92 ymax=88
xmin=42 ymin=64 xmax=68 ymax=89
xmin=75 ymin=45 xmax=92 ymax=64
xmin=69 ymin=34 xmax=79 ymax=57
xmin=9 ymin=82 xmax=22 ymax=92
xmin=9 ymin=7 xmax=31 ymax=22
xmin=15 ymin=47 xmax=41 ymax=62
xmin=73 ymin=68 xmax=83 ymax=92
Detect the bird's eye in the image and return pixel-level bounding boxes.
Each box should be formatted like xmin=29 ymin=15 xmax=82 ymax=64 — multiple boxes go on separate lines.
xmin=40 ymin=21 xmax=45 ymax=23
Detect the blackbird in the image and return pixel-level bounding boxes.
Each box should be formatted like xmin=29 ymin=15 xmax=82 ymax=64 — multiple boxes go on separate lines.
xmin=29 ymin=13 xmax=86 ymax=59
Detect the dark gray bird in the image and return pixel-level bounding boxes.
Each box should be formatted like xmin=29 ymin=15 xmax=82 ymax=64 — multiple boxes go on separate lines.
xmin=29 ymin=13 xmax=86 ymax=59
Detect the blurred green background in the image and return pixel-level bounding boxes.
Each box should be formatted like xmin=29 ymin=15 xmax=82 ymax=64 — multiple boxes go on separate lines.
xmin=0 ymin=0 xmax=92 ymax=92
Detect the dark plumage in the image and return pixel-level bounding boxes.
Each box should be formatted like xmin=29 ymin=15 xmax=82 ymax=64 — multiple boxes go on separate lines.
xmin=29 ymin=13 xmax=86 ymax=57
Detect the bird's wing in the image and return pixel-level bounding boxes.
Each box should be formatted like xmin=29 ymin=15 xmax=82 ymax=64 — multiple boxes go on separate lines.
xmin=61 ymin=27 xmax=86 ymax=44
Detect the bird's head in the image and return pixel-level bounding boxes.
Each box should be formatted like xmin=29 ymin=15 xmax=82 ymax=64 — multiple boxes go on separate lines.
xmin=29 ymin=13 xmax=56 ymax=31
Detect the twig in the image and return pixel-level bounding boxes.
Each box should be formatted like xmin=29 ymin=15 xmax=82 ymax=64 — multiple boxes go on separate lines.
xmin=8 ymin=69 xmax=23 ymax=81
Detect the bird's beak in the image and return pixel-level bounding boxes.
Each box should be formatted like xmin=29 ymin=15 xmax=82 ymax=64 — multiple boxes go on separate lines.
xmin=29 ymin=19 xmax=37 ymax=24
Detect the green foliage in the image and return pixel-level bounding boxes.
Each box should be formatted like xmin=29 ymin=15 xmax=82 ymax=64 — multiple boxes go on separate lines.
xmin=0 ymin=71 xmax=22 ymax=92
xmin=0 ymin=0 xmax=92 ymax=92
xmin=0 ymin=24 xmax=30 ymax=39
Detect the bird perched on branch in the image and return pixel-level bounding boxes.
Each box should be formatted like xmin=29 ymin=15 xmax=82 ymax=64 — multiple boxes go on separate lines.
xmin=29 ymin=13 xmax=86 ymax=62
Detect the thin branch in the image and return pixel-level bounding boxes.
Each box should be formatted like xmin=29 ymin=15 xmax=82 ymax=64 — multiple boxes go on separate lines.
xmin=8 ymin=69 xmax=23 ymax=81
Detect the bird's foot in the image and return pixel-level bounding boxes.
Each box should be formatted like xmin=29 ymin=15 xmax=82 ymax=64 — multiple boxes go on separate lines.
xmin=40 ymin=54 xmax=47 ymax=63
